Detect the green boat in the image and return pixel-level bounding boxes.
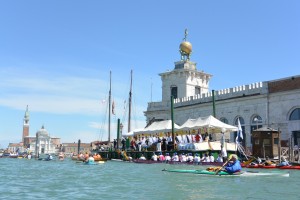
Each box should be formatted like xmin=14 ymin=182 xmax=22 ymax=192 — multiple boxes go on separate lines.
xmin=162 ymin=169 xmax=289 ymax=177
xmin=162 ymin=169 xmax=241 ymax=176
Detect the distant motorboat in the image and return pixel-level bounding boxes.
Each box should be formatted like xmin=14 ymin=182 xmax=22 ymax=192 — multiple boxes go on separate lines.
xmin=9 ymin=153 xmax=18 ymax=158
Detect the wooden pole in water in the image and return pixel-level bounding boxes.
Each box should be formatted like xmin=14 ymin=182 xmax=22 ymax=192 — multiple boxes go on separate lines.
xmin=77 ymin=139 xmax=81 ymax=155
xmin=117 ymin=118 xmax=120 ymax=149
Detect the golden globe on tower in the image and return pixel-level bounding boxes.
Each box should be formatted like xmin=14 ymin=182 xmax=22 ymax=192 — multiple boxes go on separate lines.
xmin=179 ymin=29 xmax=192 ymax=61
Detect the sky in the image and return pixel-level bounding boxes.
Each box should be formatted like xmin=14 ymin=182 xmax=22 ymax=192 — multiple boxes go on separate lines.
xmin=0 ymin=1 xmax=299 ymax=148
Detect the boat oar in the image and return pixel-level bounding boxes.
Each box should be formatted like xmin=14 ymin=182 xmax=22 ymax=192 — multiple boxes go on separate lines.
xmin=215 ymin=160 xmax=229 ymax=175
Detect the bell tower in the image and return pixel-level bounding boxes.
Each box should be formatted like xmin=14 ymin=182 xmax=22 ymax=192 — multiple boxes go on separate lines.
xmin=159 ymin=29 xmax=212 ymax=102
xmin=22 ymin=105 xmax=30 ymax=147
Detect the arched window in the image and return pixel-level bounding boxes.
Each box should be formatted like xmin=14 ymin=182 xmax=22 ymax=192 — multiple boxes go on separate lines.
xmin=234 ymin=117 xmax=245 ymax=125
xmin=251 ymin=115 xmax=263 ymax=131
xmin=171 ymin=86 xmax=178 ymax=99
xmin=290 ymin=108 xmax=300 ymax=121
xmin=219 ymin=117 xmax=228 ymax=124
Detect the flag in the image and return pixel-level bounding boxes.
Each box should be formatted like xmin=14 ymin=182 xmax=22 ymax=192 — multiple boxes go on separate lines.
xmin=112 ymin=100 xmax=115 ymax=115
xmin=236 ymin=118 xmax=243 ymax=142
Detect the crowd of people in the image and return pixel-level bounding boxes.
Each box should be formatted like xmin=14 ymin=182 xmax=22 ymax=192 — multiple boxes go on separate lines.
xmin=138 ymin=151 xmax=225 ymax=164
xmin=77 ymin=152 xmax=102 ymax=163
xmin=249 ymin=155 xmax=290 ymax=167
xmin=115 ymin=131 xmax=215 ymax=152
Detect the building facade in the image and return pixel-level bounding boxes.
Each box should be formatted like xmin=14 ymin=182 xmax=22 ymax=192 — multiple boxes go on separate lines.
xmin=144 ymin=31 xmax=300 ymax=151
xmin=22 ymin=106 xmax=61 ymax=154
xmin=61 ymin=142 xmax=91 ymax=156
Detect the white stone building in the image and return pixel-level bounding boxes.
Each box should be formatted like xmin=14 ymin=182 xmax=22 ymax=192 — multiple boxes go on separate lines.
xmin=28 ymin=125 xmax=58 ymax=155
xmin=144 ymin=32 xmax=300 ymax=151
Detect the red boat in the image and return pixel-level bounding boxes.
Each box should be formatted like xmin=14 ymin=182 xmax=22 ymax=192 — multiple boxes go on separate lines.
xmin=243 ymin=164 xmax=300 ymax=170
xmin=277 ymin=165 xmax=300 ymax=170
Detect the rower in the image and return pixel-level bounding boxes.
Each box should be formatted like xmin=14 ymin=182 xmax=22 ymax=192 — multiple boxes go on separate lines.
xmin=165 ymin=153 xmax=171 ymax=161
xmin=139 ymin=154 xmax=146 ymax=160
xmin=151 ymin=152 xmax=158 ymax=161
xmin=277 ymin=157 xmax=290 ymax=166
xmin=172 ymin=152 xmax=179 ymax=162
xmin=223 ymin=154 xmax=242 ymax=173
xmin=87 ymin=154 xmax=95 ymax=163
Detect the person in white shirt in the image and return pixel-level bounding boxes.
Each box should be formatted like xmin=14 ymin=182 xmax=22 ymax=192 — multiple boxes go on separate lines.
xmin=201 ymin=153 xmax=210 ymax=162
xmin=216 ymin=153 xmax=223 ymax=163
xmin=221 ymin=146 xmax=228 ymax=161
xmin=156 ymin=137 xmax=162 ymax=152
xmin=172 ymin=152 xmax=179 ymax=162
xmin=175 ymin=134 xmax=182 ymax=145
xmin=139 ymin=154 xmax=146 ymax=160
xmin=165 ymin=153 xmax=171 ymax=161
xmin=187 ymin=153 xmax=194 ymax=162
xmin=151 ymin=152 xmax=158 ymax=161
xmin=138 ymin=139 xmax=142 ymax=152
xmin=208 ymin=153 xmax=215 ymax=162
xmin=194 ymin=153 xmax=201 ymax=163
xmin=180 ymin=153 xmax=187 ymax=162
xmin=182 ymin=134 xmax=187 ymax=144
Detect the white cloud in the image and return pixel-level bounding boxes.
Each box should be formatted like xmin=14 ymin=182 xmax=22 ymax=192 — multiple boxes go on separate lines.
xmin=0 ymin=67 xmax=120 ymax=115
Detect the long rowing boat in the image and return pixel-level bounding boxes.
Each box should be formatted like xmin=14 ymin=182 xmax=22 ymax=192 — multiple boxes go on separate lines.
xmin=243 ymin=164 xmax=300 ymax=170
xmin=132 ymin=159 xmax=223 ymax=166
xmin=162 ymin=168 xmax=289 ymax=177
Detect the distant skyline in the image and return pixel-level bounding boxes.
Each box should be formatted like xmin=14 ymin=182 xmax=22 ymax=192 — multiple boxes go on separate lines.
xmin=0 ymin=1 xmax=299 ymax=148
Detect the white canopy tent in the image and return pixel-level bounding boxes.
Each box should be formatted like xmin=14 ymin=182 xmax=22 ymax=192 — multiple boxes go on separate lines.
xmin=179 ymin=115 xmax=238 ymax=133
xmin=122 ymin=129 xmax=143 ymax=138
xmin=133 ymin=120 xmax=180 ymax=136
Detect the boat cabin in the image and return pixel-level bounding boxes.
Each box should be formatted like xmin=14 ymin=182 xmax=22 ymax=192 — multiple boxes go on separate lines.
xmin=252 ymin=127 xmax=280 ymax=159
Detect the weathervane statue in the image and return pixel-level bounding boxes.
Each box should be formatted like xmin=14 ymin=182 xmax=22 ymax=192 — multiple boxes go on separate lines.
xmin=183 ymin=28 xmax=188 ymax=41
xmin=179 ymin=28 xmax=192 ymax=61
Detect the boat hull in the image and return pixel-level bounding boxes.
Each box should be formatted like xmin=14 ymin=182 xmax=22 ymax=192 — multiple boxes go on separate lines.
xmin=132 ymin=159 xmax=223 ymax=166
xmin=243 ymin=164 xmax=300 ymax=170
xmin=162 ymin=169 xmax=289 ymax=177
xmin=163 ymin=169 xmax=241 ymax=176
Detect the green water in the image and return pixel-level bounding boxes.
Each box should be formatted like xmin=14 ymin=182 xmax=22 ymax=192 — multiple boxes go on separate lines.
xmin=0 ymin=158 xmax=299 ymax=200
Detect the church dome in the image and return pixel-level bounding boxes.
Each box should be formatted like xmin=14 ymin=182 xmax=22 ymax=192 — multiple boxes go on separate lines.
xmin=37 ymin=125 xmax=49 ymax=137
xmin=180 ymin=41 xmax=192 ymax=54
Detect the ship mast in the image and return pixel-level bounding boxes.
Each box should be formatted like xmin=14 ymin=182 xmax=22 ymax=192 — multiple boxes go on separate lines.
xmin=128 ymin=70 xmax=132 ymax=133
xmin=108 ymin=71 xmax=112 ymax=142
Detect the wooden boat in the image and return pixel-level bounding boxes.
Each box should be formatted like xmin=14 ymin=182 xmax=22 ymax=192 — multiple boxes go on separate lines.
xmin=162 ymin=168 xmax=289 ymax=177
xmin=132 ymin=159 xmax=223 ymax=166
xmin=277 ymin=165 xmax=300 ymax=170
xmin=94 ymin=157 xmax=108 ymax=162
xmin=244 ymin=164 xmax=300 ymax=170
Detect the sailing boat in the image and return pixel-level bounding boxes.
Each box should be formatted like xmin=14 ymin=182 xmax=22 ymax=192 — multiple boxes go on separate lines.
xmin=93 ymin=71 xmax=113 ymax=149
xmin=96 ymin=70 xmax=135 ymax=150
xmin=120 ymin=70 xmax=135 ymax=137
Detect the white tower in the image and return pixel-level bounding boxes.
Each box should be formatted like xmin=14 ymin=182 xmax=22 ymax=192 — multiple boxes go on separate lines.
xmin=159 ymin=29 xmax=212 ymax=102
